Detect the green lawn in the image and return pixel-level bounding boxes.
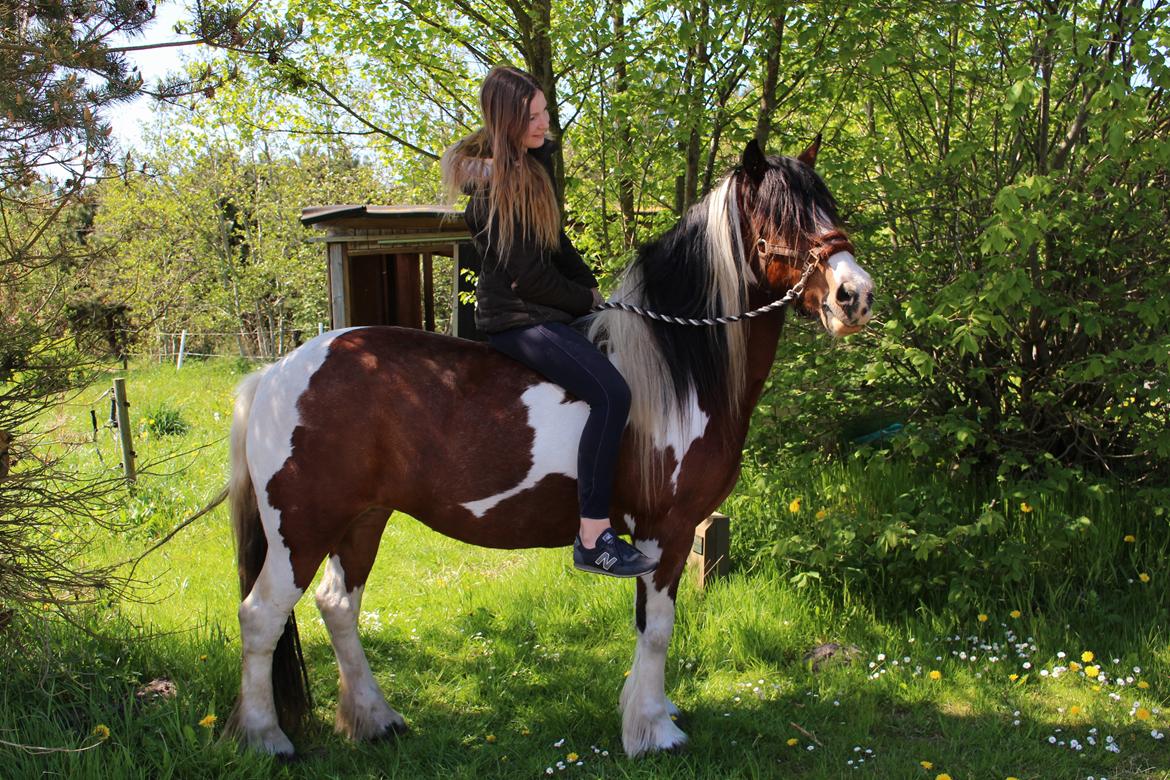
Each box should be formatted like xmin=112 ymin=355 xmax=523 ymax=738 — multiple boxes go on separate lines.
xmin=2 ymin=358 xmax=1168 ymax=779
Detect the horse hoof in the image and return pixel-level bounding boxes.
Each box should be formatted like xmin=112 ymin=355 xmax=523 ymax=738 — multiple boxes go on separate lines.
xmin=374 ymin=720 xmax=409 ymax=740
xmin=274 ymin=751 xmax=301 ymax=765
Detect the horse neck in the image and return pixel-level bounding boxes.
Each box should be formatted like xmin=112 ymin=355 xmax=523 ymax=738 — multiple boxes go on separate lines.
xmin=713 ymin=297 xmax=786 ymax=444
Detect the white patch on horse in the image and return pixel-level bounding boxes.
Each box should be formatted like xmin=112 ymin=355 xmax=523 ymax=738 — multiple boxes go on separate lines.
xmin=651 ymin=390 xmax=709 ymax=490
xmin=461 ymin=383 xmax=589 ymax=518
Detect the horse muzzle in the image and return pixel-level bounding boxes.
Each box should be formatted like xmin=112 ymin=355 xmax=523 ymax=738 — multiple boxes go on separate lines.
xmin=821 ymin=251 xmax=874 ymax=337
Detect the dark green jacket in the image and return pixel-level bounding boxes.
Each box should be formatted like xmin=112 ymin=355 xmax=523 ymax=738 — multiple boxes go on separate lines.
xmin=464 ymin=141 xmax=598 ymax=334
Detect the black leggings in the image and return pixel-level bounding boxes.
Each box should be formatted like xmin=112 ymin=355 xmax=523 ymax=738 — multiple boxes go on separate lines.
xmin=489 ymin=322 xmax=631 ymax=520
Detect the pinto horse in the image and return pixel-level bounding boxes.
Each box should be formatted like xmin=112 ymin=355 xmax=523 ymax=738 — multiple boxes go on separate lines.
xmin=221 ymin=138 xmax=873 ymax=759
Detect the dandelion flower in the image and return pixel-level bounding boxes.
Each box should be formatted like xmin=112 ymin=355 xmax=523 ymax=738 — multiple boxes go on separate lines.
xmin=929 ymin=670 xmax=942 ymax=681
xmin=815 ymin=509 xmax=828 ymax=520
xmin=1085 ymin=666 xmax=1099 ymax=678
xmin=521 ymin=728 xmax=531 ymax=736
xmin=566 ymin=752 xmax=578 ymax=762
xmin=1069 ymin=661 xmax=1082 ymax=672
xmin=1082 ymin=651 xmax=1095 ymax=663
xmin=1009 ymin=674 xmax=1019 ymax=682
xmin=1139 ymin=572 xmax=1150 ymax=583
xmin=1136 ymin=708 xmax=1151 ymax=721
xmin=199 ymin=714 xmax=216 ymax=729
xmin=1069 ymin=705 xmax=1082 ymax=716
xmin=920 ymin=760 xmax=934 ymax=769
xmin=978 ymin=614 xmax=989 ymax=623
xmin=92 ymin=724 xmax=110 ymax=740
xmin=1020 ymin=502 xmax=1032 ymax=513
xmin=1124 ymin=534 xmax=1136 ymax=543
xmin=199 ymin=654 xmax=208 ymax=662
xmin=1138 ymin=681 xmax=1150 ymax=690
xmin=936 ymin=774 xmax=953 ymax=780
xmin=486 ymin=734 xmax=497 ymax=743
xmin=787 ymin=738 xmax=799 ymax=746
xmin=789 ymin=498 xmax=802 ymax=514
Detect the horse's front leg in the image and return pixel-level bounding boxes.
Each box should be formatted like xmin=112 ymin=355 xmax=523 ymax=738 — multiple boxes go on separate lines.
xmin=620 ymin=538 xmax=689 ymax=757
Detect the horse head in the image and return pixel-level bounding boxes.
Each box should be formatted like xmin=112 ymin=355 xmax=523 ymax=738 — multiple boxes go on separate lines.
xmin=736 ymin=138 xmax=874 ymax=337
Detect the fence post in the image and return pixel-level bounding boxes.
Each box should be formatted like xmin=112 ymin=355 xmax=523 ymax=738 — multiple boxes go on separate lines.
xmin=176 ymin=330 xmax=187 ymax=370
xmin=112 ymin=377 xmax=136 ymax=485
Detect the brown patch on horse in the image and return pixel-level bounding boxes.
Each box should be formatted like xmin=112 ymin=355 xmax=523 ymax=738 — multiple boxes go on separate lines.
xmin=264 ymin=328 xmax=585 ymax=590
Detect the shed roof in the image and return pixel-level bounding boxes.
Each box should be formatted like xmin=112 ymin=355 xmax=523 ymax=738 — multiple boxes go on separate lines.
xmin=301 ymin=205 xmax=467 ymax=231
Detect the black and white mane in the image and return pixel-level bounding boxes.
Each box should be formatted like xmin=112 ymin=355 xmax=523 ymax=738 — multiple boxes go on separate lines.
xmin=587 ymin=156 xmax=842 ymax=472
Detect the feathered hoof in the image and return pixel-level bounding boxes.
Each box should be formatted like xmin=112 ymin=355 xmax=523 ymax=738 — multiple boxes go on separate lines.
xmin=623 ymin=716 xmax=689 ymax=758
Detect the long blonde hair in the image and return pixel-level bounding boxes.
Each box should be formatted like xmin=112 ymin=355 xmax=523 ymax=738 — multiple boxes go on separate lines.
xmin=441 ymin=66 xmax=560 ymax=260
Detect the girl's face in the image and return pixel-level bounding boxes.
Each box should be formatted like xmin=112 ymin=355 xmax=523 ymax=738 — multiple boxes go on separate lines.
xmin=522 ymin=90 xmax=550 ymax=149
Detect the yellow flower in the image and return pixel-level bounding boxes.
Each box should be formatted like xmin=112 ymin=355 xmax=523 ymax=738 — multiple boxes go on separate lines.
xmin=1136 ymin=707 xmax=1152 ymax=721
xmin=199 ymin=654 xmax=208 ymax=662
xmin=566 ymin=752 xmax=578 ymax=762
xmin=788 ymin=497 xmax=802 ymax=514
xmin=1139 ymin=572 xmax=1151 ymax=583
xmin=1069 ymin=661 xmax=1081 ymax=672
xmin=1124 ymin=534 xmax=1136 ymax=543
xmin=1138 ymin=681 xmax=1150 ymax=689
xmin=787 ymin=738 xmax=799 ymax=746
xmin=199 ymin=714 xmax=216 ymax=729
xmin=1006 ymin=777 xmax=1020 ymax=780
xmin=920 ymin=760 xmax=934 ymax=769
xmin=1009 ymin=610 xmax=1021 ymax=619
xmin=978 ymin=613 xmax=989 ymax=623
xmin=815 ymin=509 xmax=828 ymax=520
xmin=1068 ymin=705 xmax=1082 ymax=716
xmin=485 ymin=734 xmax=496 ymax=743
xmin=1092 ymin=685 xmax=1101 ymax=692
xmin=92 ymin=724 xmax=110 ymax=740
xmin=1085 ymin=665 xmax=1099 ymax=678
xmin=1081 ymin=651 xmax=1094 ymax=663
xmin=521 ymin=727 xmax=531 ymax=736
xmin=1009 ymin=673 xmax=1019 ymax=682
xmin=1020 ymin=502 xmax=1032 ymax=513
xmin=936 ymin=774 xmax=953 ymax=780
xmin=929 ymin=670 xmax=942 ymax=680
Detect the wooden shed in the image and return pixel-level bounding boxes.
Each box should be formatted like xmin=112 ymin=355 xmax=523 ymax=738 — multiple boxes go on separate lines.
xmin=300 ymin=205 xmax=482 ymax=339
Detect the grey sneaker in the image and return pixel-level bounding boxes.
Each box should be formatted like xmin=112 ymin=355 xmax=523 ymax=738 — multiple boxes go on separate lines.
xmin=573 ymin=529 xmax=657 ymax=577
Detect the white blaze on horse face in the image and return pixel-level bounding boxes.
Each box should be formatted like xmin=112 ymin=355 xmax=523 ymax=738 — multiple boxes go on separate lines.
xmin=823 ymin=251 xmax=874 ymax=336
xmin=461 ymin=382 xmax=589 ymax=518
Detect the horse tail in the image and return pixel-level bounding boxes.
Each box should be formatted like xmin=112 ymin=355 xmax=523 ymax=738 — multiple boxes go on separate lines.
xmin=226 ymin=366 xmax=313 ymax=737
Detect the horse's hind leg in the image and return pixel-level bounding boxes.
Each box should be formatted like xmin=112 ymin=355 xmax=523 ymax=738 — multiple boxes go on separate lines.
xmin=233 ymin=548 xmax=307 ymax=756
xmin=314 ymin=510 xmax=406 ymax=741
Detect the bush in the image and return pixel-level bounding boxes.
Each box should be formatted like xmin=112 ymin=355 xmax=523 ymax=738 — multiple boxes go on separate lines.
xmin=726 ymin=442 xmax=1170 ymax=615
xmin=141 ymin=405 xmax=189 ymax=437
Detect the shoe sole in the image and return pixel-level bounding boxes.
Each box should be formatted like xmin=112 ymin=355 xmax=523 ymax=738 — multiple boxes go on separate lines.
xmin=573 ymin=562 xmax=657 ymax=578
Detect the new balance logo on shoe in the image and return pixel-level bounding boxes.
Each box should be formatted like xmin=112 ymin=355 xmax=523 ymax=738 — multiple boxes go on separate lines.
xmin=595 ymin=552 xmax=618 ymax=571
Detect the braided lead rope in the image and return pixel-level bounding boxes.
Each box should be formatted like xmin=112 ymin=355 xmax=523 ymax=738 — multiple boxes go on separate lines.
xmin=592 ymin=258 xmax=818 ymax=326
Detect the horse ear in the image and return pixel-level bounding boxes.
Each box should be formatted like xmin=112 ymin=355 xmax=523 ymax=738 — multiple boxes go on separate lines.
xmin=740 ymin=139 xmax=768 ymax=183
xmin=797 ymin=133 xmax=822 ymax=168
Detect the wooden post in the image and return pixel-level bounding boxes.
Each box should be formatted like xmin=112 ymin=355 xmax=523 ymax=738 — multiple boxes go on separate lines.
xmin=176 ymin=329 xmax=187 ymax=370
xmin=688 ymin=512 xmax=730 ymax=588
xmin=112 ymin=378 xmax=136 ymax=484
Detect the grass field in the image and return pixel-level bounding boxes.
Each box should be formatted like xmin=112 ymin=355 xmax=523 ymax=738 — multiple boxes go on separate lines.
xmin=2 ymin=358 xmax=1168 ymax=779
